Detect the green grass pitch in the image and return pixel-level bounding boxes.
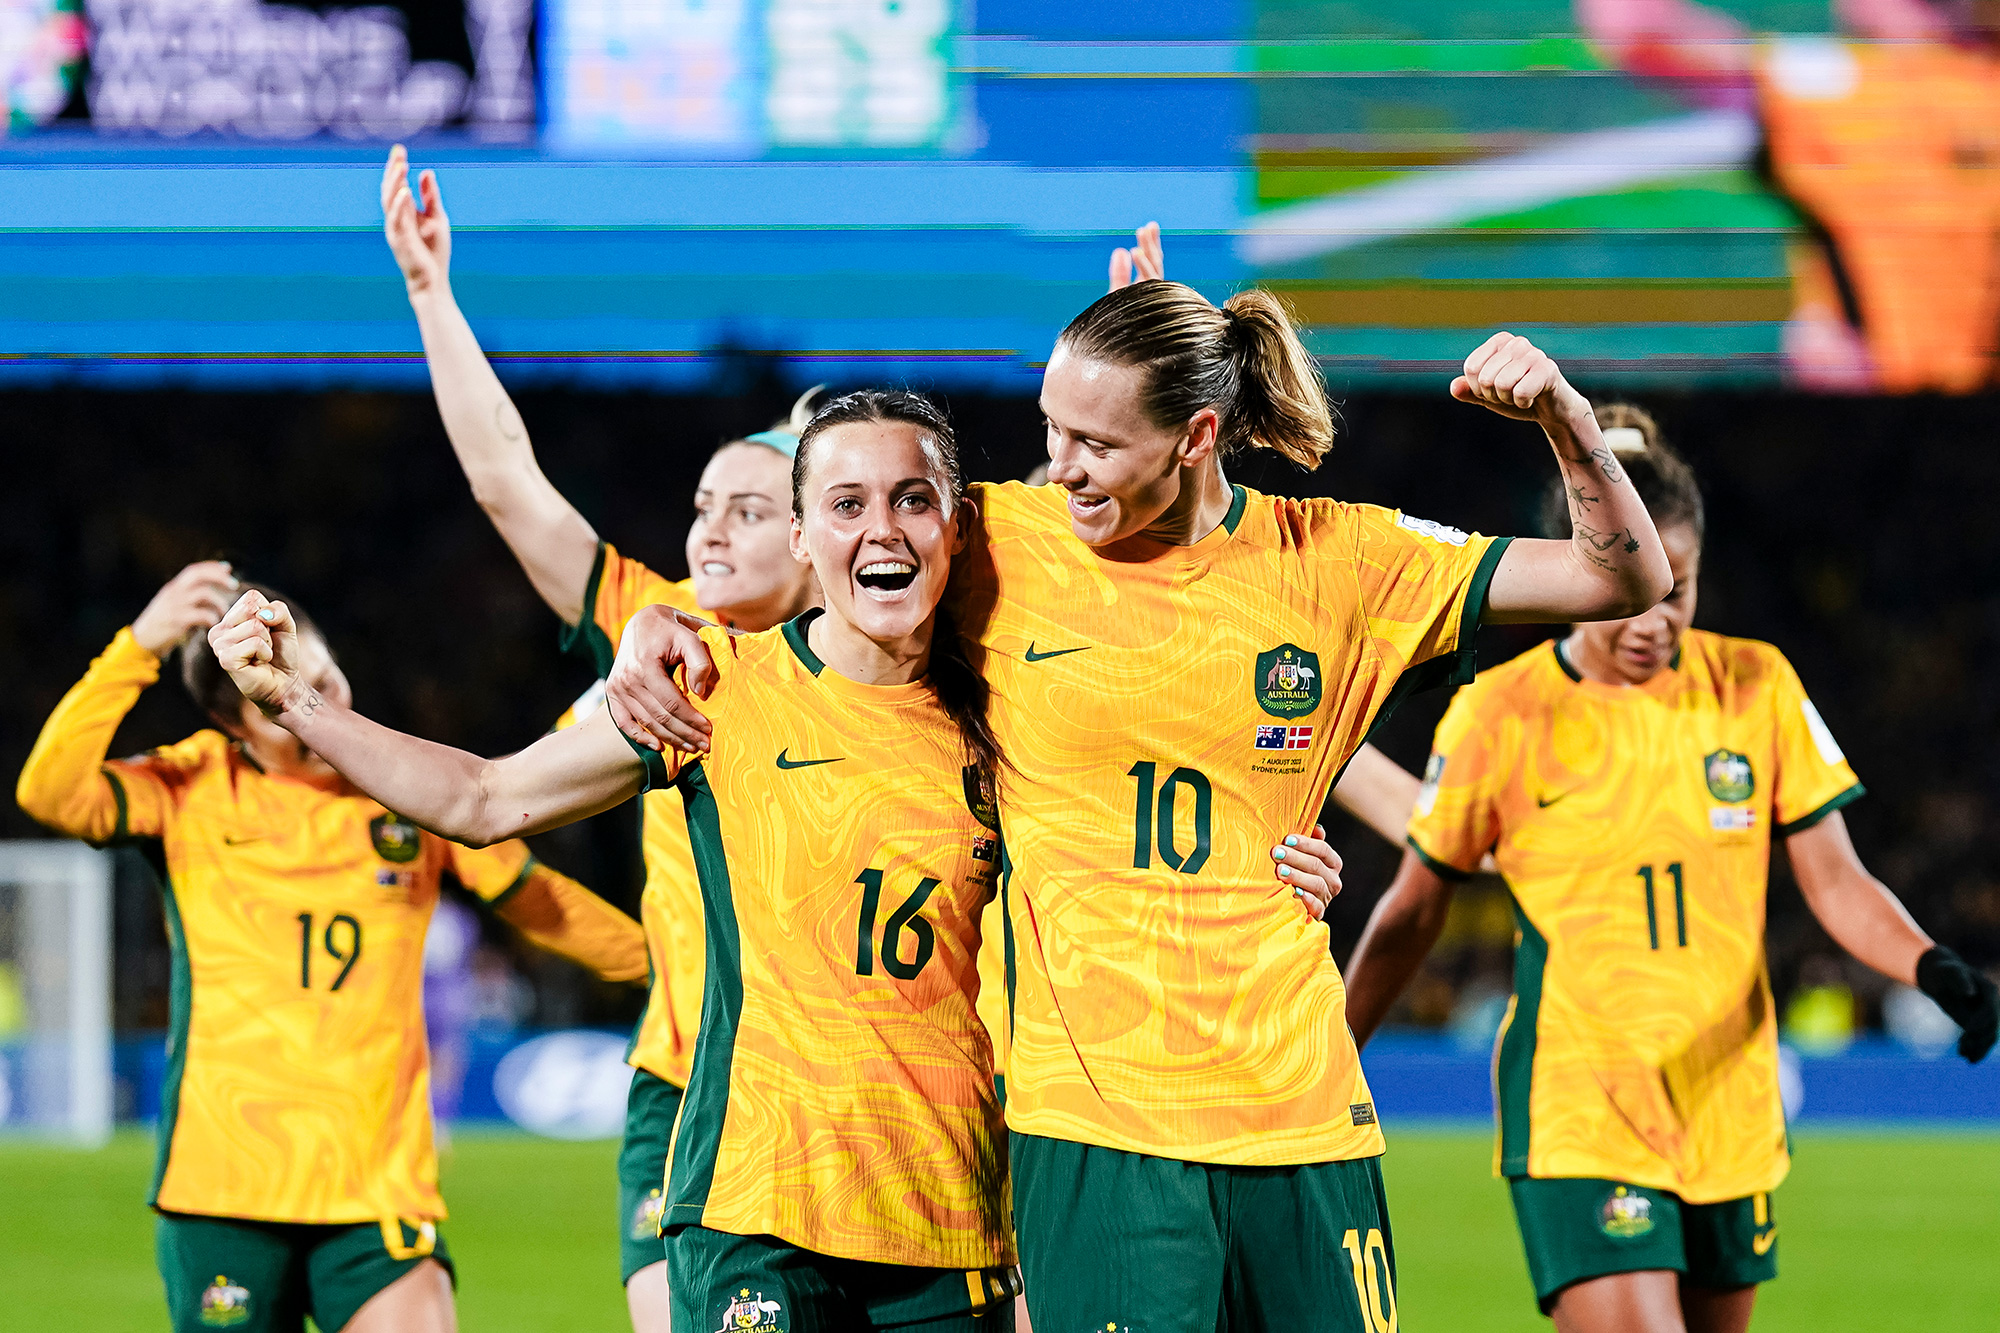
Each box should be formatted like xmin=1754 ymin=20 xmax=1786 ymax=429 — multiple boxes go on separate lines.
xmin=3 ymin=1126 xmax=1993 ymax=1329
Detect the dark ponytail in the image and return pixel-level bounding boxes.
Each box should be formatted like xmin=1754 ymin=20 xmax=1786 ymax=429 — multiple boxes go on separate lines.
xmin=1055 ymin=279 xmax=1336 ymax=469
xmin=1539 ymin=403 xmax=1706 ymax=543
xmin=179 ymin=580 xmax=323 ymax=727
xmin=792 ymin=390 xmax=1006 ymax=779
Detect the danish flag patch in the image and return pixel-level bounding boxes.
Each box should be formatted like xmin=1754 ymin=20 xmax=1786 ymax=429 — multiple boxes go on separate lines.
xmin=1254 ymin=725 xmax=1314 ymax=751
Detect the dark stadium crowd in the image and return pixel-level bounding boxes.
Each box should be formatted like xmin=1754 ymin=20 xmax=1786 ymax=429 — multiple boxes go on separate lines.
xmin=7 ymin=380 xmax=1999 ymax=1044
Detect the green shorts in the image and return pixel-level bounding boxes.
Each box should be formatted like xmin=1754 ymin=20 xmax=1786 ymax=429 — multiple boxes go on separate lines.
xmin=1010 ymin=1131 xmax=1399 ymax=1333
xmin=667 ymin=1225 xmax=1019 ymax=1332
xmin=617 ymin=1068 xmax=684 ymax=1284
xmin=155 ymin=1210 xmax=453 ymax=1333
xmin=1509 ymin=1176 xmax=1778 ymax=1312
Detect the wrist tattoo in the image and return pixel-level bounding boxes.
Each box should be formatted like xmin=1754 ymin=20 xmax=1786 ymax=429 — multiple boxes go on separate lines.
xmin=1588 ymin=446 xmax=1625 ymax=483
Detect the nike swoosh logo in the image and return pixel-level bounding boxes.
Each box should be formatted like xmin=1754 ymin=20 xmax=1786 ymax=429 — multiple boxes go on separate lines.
xmin=1752 ymin=1229 xmax=1777 ymax=1256
xmin=223 ymin=835 xmax=265 ymax=846
xmin=775 ymin=749 xmax=842 ymax=771
xmin=1536 ymin=792 xmax=1572 ymax=809
xmin=1024 ymin=643 xmax=1090 ymax=662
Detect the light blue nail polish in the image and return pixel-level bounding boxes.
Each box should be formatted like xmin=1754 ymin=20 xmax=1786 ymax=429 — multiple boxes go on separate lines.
xmin=1285 ymin=835 xmax=1299 ymax=847
xmin=1278 ymin=866 xmax=1291 ymax=877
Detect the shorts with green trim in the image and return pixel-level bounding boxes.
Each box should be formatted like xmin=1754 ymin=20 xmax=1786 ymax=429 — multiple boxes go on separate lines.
xmin=617 ymin=1067 xmax=684 ymax=1283
xmin=1509 ymin=1176 xmax=1778 ymax=1313
xmin=155 ymin=1210 xmax=453 ymax=1333
xmin=667 ymin=1225 xmax=1019 ymax=1331
xmin=1010 ymin=1131 xmax=1399 ymax=1333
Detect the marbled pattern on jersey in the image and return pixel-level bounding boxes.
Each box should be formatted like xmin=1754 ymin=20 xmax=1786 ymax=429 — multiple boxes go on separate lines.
xmin=1408 ymin=631 xmax=1862 ymax=1203
xmin=643 ymin=619 xmax=1010 ymax=1269
xmin=955 ymin=481 xmax=1507 ymax=1166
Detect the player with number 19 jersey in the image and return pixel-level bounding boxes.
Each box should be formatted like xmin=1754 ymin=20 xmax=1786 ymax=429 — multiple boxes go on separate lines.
xmin=15 ymin=626 xmax=645 ymax=1228
xmin=956 ymin=479 xmax=1509 ymax=1164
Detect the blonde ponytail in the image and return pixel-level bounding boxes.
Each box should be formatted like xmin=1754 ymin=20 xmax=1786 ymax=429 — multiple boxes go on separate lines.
xmin=1055 ymin=279 xmax=1338 ymax=471
xmin=1220 ymin=289 xmax=1334 ymax=468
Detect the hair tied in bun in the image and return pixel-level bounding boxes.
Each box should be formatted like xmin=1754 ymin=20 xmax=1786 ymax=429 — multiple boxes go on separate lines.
xmin=1600 ymin=426 xmax=1648 ymax=457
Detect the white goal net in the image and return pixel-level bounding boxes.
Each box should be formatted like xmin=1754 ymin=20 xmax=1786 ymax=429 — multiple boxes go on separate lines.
xmin=0 ymin=841 xmax=113 ymax=1144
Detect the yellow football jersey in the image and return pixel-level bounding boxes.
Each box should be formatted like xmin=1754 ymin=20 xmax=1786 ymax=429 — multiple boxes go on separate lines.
xmin=16 ymin=628 xmax=642 ymax=1225
xmin=1405 ymin=630 xmax=1864 ymax=1203
xmin=563 ymin=541 xmax=708 ymax=1088
xmin=632 ymin=615 xmax=1010 ymax=1270
xmin=955 ymin=480 xmax=1508 ymax=1166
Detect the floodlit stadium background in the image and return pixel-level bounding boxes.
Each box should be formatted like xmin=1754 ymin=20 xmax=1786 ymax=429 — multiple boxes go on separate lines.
xmin=2 ymin=1 xmax=1997 ymax=1325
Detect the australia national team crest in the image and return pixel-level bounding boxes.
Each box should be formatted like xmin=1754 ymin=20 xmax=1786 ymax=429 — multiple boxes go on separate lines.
xmin=961 ymin=765 xmax=1000 ymax=832
xmin=370 ymin=813 xmax=422 ymax=863
xmin=1254 ymin=644 xmax=1321 ymax=719
xmin=1600 ymin=1187 xmax=1655 ymax=1239
xmin=718 ymin=1289 xmax=784 ymax=1331
xmin=199 ymin=1275 xmax=251 ymax=1327
xmin=1704 ymin=750 xmax=1755 ymax=803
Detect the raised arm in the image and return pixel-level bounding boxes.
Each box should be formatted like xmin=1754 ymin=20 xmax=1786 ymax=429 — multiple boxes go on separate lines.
xmin=1787 ymin=811 xmax=1997 ymax=1062
xmin=208 ymin=591 xmax=645 ymax=846
xmin=382 ymin=146 xmax=599 ymax=625
xmin=1341 ymin=847 xmax=1459 ymax=1048
xmin=1453 ymin=333 xmax=1673 ymax=624
xmin=17 ymin=562 xmax=237 ymax=838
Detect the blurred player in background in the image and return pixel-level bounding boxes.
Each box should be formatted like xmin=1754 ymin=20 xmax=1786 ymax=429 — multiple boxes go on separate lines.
xmin=1578 ymin=0 xmax=2000 ymax=392
xmin=1341 ymin=407 xmax=2000 ymax=1333
xmin=205 ymin=394 xmax=1037 ymax=1330
xmin=380 ymin=144 xmax=817 ymax=1329
xmin=15 ymin=561 xmax=647 ymax=1333
xmin=608 ymin=286 xmax=1676 ymax=1329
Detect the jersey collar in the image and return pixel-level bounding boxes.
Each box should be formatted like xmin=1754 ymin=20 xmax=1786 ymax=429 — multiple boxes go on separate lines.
xmin=1553 ymin=638 xmax=1685 ymax=695
xmin=780 ymin=608 xmax=938 ymax=706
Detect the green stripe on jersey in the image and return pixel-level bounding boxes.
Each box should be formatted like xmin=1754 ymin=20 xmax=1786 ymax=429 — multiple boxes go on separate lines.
xmin=148 ymin=845 xmax=192 ymax=1207
xmin=662 ymin=764 xmax=745 ymax=1230
xmin=1497 ymin=893 xmax=1549 ymax=1177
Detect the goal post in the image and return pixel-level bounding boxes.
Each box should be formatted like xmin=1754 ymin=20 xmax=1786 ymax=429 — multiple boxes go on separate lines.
xmin=0 ymin=840 xmax=113 ymax=1145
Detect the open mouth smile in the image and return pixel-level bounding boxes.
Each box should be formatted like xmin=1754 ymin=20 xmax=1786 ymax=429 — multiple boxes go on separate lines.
xmin=856 ymin=560 xmax=918 ymax=594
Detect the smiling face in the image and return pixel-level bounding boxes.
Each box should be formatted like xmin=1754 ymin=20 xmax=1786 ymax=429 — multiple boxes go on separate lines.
xmin=791 ymin=419 xmax=964 ymax=649
xmin=687 ymin=441 xmax=814 ymax=630
xmin=1039 ymin=344 xmax=1216 ymax=546
xmin=1574 ymin=522 xmax=1702 ymax=685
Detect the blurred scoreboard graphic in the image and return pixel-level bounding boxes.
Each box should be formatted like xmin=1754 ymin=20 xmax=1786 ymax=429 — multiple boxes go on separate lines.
xmin=3 ymin=0 xmax=1995 ymax=392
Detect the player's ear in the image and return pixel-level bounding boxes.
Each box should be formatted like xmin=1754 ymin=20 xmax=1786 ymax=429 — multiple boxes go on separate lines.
xmin=1179 ymin=408 xmax=1221 ymax=467
xmin=789 ymin=515 xmax=810 ymax=565
xmin=949 ymin=496 xmax=974 ymax=557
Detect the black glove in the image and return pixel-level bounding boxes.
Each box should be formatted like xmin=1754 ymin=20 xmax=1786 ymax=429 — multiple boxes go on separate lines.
xmin=1915 ymin=946 xmax=1999 ymax=1064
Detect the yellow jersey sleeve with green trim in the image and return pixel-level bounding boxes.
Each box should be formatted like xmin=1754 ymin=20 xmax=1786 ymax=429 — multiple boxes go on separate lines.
xmin=631 ymin=620 xmax=1009 ymax=1270
xmin=446 ymin=841 xmax=648 ymax=983
xmin=563 ymin=539 xmax=703 ymax=675
xmin=1410 ymin=631 xmax=1862 ymax=1203
xmin=954 ymin=480 xmax=1507 ymax=1167
xmin=17 ymin=634 xmax=487 ymax=1225
xmin=1402 ymin=683 xmax=1516 ymax=877
xmin=552 ymin=546 xmax=708 ymax=1087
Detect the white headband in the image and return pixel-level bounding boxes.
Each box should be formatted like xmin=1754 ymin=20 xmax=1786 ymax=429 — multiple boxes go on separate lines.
xmin=1601 ymin=426 xmax=1647 ymax=456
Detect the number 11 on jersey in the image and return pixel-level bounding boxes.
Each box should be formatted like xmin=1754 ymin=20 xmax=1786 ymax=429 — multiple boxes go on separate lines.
xmin=1637 ymin=863 xmax=1687 ymax=949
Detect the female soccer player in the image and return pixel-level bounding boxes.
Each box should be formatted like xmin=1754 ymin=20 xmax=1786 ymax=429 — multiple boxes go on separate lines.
xmin=16 ymin=561 xmax=646 ymax=1333
xmin=607 ymin=288 xmax=1674 ymax=1329
xmin=207 ymin=393 xmax=1031 ymax=1332
xmin=380 ymin=144 xmax=818 ymax=1326
xmin=1340 ymin=408 xmax=2000 ymax=1333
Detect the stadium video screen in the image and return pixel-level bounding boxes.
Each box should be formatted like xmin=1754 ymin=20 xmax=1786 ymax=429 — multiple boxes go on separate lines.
xmin=5 ymin=0 xmax=1996 ymax=393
